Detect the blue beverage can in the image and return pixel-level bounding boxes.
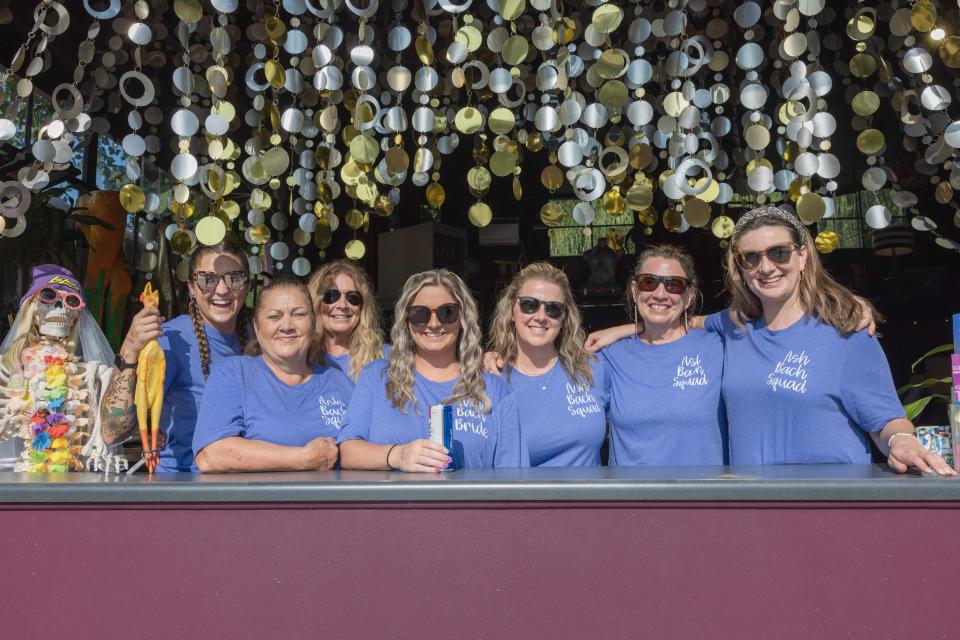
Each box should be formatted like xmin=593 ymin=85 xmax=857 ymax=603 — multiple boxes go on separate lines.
xmin=429 ymin=404 xmax=455 ymax=471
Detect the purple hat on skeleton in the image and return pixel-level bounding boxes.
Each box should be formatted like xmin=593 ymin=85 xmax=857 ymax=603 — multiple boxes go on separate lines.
xmin=20 ymin=265 xmax=85 ymax=306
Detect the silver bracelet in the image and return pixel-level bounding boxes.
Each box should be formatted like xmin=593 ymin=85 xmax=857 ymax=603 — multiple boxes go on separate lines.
xmin=887 ymin=432 xmax=918 ymax=450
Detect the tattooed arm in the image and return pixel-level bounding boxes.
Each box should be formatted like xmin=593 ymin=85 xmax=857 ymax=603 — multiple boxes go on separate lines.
xmin=99 ymin=368 xmax=138 ymax=445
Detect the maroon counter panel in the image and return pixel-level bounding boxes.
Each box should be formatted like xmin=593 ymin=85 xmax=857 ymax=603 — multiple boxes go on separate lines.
xmin=1 ymin=499 xmax=957 ymax=639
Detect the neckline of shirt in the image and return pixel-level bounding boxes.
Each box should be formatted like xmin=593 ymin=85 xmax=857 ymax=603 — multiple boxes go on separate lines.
xmin=508 ymin=358 xmax=559 ymax=379
xmin=628 ymin=329 xmax=697 ymax=349
xmin=755 ymin=313 xmax=815 ymax=336
xmin=255 ymin=355 xmax=320 ymax=388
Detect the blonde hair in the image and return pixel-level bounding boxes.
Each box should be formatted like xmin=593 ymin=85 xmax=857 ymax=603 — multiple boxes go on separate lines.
xmin=626 ymin=244 xmax=702 ymax=336
xmin=724 ymin=208 xmax=880 ymax=335
xmin=246 ymin=277 xmax=325 ymax=364
xmin=386 ymin=269 xmax=491 ymax=414
xmin=306 ymin=260 xmax=384 ymax=381
xmin=1 ymin=297 xmax=81 ymax=375
xmin=488 ymin=261 xmax=593 ymax=387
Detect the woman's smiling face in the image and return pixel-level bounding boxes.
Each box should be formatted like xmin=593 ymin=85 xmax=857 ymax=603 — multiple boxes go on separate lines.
xmin=736 ymin=225 xmax=807 ymax=308
xmin=254 ymin=286 xmax=315 ymax=364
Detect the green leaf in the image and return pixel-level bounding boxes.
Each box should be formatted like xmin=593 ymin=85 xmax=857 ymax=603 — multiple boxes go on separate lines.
xmin=897 ymin=377 xmax=951 ymax=395
xmin=911 ymin=343 xmax=953 ymax=372
xmin=903 ymin=396 xmax=935 ymax=422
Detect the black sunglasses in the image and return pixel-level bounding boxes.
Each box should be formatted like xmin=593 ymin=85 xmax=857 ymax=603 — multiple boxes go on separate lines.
xmin=633 ymin=274 xmax=690 ymax=295
xmin=407 ymin=303 xmax=461 ymax=326
xmin=516 ymin=296 xmax=566 ymax=320
xmin=193 ymin=270 xmax=249 ymax=292
xmin=322 ymin=289 xmax=363 ymax=306
xmin=735 ymin=243 xmax=800 ymax=271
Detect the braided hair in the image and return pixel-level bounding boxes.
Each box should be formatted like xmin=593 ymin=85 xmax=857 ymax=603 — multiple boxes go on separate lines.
xmin=187 ymin=241 xmax=250 ymax=379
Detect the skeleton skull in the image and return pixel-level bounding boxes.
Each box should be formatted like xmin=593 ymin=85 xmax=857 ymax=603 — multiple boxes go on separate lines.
xmin=33 ymin=288 xmax=84 ymax=339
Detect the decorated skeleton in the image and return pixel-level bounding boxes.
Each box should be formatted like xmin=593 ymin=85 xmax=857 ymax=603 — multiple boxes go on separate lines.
xmin=0 ymin=265 xmax=127 ymax=473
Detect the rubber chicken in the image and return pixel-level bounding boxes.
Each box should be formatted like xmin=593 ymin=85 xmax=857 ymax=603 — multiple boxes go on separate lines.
xmin=134 ymin=283 xmax=165 ymax=473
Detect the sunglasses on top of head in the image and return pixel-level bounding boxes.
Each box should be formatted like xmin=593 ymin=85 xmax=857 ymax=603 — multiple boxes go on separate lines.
xmin=633 ymin=274 xmax=690 ymax=295
xmin=516 ymin=296 xmax=566 ymax=320
xmin=734 ymin=243 xmax=800 ymax=271
xmin=321 ymin=289 xmax=363 ymax=306
xmin=407 ymin=303 xmax=461 ymax=327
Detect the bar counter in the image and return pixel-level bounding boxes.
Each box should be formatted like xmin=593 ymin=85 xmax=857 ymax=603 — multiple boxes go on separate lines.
xmin=2 ymin=465 xmax=957 ymax=639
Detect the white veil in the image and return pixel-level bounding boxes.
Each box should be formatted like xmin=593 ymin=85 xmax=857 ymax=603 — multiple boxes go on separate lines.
xmin=0 ymin=305 xmax=115 ymax=365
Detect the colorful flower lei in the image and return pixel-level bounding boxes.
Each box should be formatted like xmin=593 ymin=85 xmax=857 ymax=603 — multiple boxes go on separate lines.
xmin=23 ymin=354 xmax=76 ymax=472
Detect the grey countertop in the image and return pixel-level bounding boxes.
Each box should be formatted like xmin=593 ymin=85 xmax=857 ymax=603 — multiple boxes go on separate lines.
xmin=0 ymin=464 xmax=958 ymax=503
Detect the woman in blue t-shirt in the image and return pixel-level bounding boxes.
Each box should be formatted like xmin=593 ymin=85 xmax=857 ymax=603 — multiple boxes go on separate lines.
xmin=339 ymin=269 xmax=528 ymax=472
xmin=486 ymin=262 xmax=607 ymax=467
xmin=600 ymin=245 xmax=726 ymax=466
xmin=702 ymin=206 xmax=953 ymax=474
xmin=193 ymin=277 xmax=353 ymax=472
xmin=306 ymin=260 xmax=387 ymax=381
xmin=99 ymin=241 xmax=251 ymax=471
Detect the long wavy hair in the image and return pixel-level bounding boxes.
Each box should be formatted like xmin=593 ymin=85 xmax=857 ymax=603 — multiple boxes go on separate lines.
xmin=1 ymin=297 xmax=82 ymax=375
xmin=386 ymin=269 xmax=490 ymax=414
xmin=245 ymin=276 xmax=325 ymax=364
xmin=724 ymin=209 xmax=880 ymax=335
xmin=187 ymin=241 xmax=251 ymax=378
xmin=625 ymin=244 xmax=702 ymax=336
xmin=488 ymin=262 xmax=593 ymax=387
xmin=306 ymin=259 xmax=384 ymax=381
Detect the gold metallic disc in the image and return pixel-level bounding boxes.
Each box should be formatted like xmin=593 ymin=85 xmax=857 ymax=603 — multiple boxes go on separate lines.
xmin=426 ymin=183 xmax=446 ymax=207
xmin=467 ymin=166 xmax=492 ymax=193
xmin=797 ymin=192 xmax=826 ymax=224
xmin=195 ymin=215 xmax=226 ymax=246
xmin=119 ymin=184 xmax=145 ymax=213
xmin=684 ymin=199 xmax=711 ymax=227
xmin=344 ymin=239 xmax=366 ymax=260
xmin=815 ymin=231 xmax=839 ymax=254
xmin=468 ymin=202 xmax=493 ymax=227
xmin=171 ymin=230 xmax=195 ymax=255
xmin=541 ymin=165 xmax=563 ymax=190
xmin=856 ymin=129 xmax=885 ymax=155
xmin=711 ymin=215 xmax=735 ymax=239
xmin=540 ymin=202 xmax=564 ymax=227
xmin=601 ymin=188 xmax=626 ymax=216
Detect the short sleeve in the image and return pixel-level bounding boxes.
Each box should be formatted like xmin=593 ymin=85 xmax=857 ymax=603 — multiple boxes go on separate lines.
xmin=336 ymin=363 xmax=378 ymax=444
xmin=704 ymin=309 xmax=729 ymax=335
xmin=593 ymin=358 xmax=610 ymax=413
xmin=192 ymin=357 xmax=245 ymax=454
xmin=157 ymin=328 xmax=179 ymax=395
xmin=838 ymin=332 xmax=906 ymax=432
xmin=492 ymin=391 xmax=529 ymax=468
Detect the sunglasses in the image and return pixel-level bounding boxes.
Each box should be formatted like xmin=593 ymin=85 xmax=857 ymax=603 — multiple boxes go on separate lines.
xmin=193 ymin=270 xmax=250 ymax=292
xmin=321 ymin=289 xmax=363 ymax=306
xmin=38 ymin=287 xmax=84 ymax=310
xmin=516 ymin=296 xmax=566 ymax=320
xmin=407 ymin=303 xmax=461 ymax=327
xmin=633 ymin=274 xmax=690 ymax=295
xmin=734 ymin=243 xmax=800 ymax=271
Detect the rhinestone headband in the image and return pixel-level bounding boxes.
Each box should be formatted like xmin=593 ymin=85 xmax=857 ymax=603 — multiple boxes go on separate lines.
xmin=732 ymin=207 xmax=808 ymax=244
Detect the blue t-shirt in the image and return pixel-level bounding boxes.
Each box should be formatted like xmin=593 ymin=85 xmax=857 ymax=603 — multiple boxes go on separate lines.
xmin=504 ymin=359 xmax=607 ymax=467
xmin=337 ymin=359 xmax=528 ymax=468
xmin=192 ymin=355 xmax=354 ymax=465
xmin=705 ymin=311 xmax=905 ymax=464
xmin=156 ymin=314 xmax=242 ymax=472
xmin=324 ymin=352 xmax=352 ymax=375
xmin=324 ymin=344 xmax=390 ymax=379
xmin=599 ymin=331 xmax=726 ymax=466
